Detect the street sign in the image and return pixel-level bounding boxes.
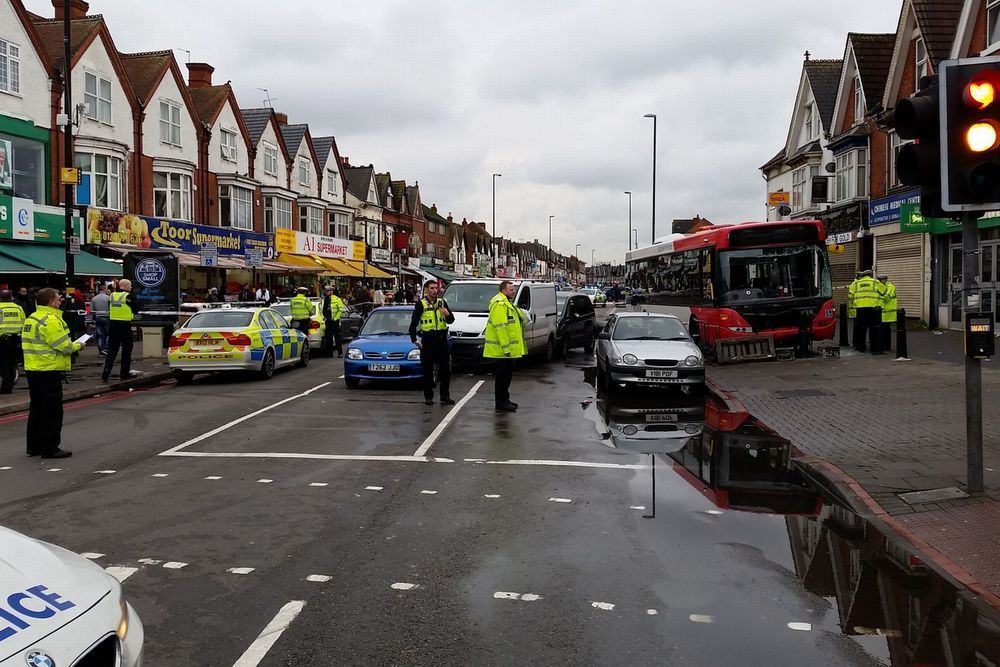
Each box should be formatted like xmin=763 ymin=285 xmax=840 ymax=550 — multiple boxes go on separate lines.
xmin=60 ymin=167 xmax=81 ymax=185
xmin=200 ymin=242 xmax=218 ymax=268
xmin=767 ymin=192 xmax=790 ymax=206
xmin=965 ymin=311 xmax=995 ymax=358
xmin=245 ymin=248 xmax=263 ymax=267
xmin=68 ymin=235 xmax=80 ymax=255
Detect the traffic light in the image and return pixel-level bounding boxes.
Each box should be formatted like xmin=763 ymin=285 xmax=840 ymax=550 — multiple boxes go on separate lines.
xmin=895 ymin=75 xmax=944 ymax=217
xmin=940 ymin=57 xmax=1000 ymax=212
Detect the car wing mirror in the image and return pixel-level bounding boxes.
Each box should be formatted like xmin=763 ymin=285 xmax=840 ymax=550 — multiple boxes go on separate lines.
xmin=596 ymin=331 xmax=610 ymax=340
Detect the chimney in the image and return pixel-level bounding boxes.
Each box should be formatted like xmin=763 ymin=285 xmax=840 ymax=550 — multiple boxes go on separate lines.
xmin=341 ymin=156 xmax=350 ymax=167
xmin=53 ymin=0 xmax=88 ymax=19
xmin=186 ymin=62 xmax=214 ymax=89
xmin=275 ymin=112 xmax=288 ymax=126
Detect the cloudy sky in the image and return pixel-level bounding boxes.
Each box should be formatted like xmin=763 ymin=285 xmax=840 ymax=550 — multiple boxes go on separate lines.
xmin=26 ymin=0 xmax=902 ymax=263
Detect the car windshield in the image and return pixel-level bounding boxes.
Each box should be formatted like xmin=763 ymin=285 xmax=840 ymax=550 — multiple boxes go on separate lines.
xmin=361 ymin=310 xmax=412 ymax=336
xmin=582 ymin=288 xmax=597 ymax=296
xmin=557 ymin=295 xmax=568 ymax=316
xmin=444 ymin=283 xmax=501 ymax=313
xmin=185 ymin=311 xmax=254 ymax=329
xmin=612 ymin=317 xmax=689 ymax=341
xmin=270 ymin=304 xmax=290 ymax=317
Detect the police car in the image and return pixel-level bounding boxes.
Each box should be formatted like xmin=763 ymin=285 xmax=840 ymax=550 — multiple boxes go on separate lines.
xmin=168 ymin=306 xmax=309 ymax=383
xmin=0 ymin=526 xmax=144 ymax=666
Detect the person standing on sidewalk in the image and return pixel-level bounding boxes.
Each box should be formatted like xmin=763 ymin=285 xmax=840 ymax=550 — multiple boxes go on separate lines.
xmin=321 ymin=286 xmax=346 ymax=358
xmin=90 ymin=283 xmax=111 ymax=356
xmin=409 ymin=280 xmax=455 ymax=406
xmin=853 ymin=270 xmax=882 ymax=354
xmin=102 ymin=279 xmax=139 ymax=382
xmin=878 ymin=272 xmax=897 ymax=353
xmin=22 ymin=288 xmax=83 ymax=459
xmin=484 ymin=280 xmax=527 ymax=412
xmin=0 ymin=290 xmax=25 ymax=394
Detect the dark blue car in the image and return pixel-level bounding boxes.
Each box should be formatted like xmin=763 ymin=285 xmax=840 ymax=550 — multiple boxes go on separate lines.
xmin=344 ymin=306 xmax=422 ymax=388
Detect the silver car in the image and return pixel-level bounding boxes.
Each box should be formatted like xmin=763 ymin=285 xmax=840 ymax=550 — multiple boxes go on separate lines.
xmin=595 ymin=312 xmax=705 ymax=391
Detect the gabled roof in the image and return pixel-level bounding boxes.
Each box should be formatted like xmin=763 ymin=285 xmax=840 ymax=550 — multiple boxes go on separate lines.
xmin=344 ymin=165 xmax=377 ymax=203
xmin=406 ymin=185 xmax=422 ymax=218
xmin=804 ymin=59 xmax=844 ymax=128
xmin=188 ymin=85 xmax=230 ymax=124
xmin=29 ymin=14 xmax=102 ymax=67
xmin=311 ymin=135 xmax=350 ymax=203
xmin=240 ymin=108 xmax=273 ymax=146
xmin=912 ymin=0 xmax=964 ymax=64
xmin=119 ymin=51 xmax=171 ymax=103
xmin=312 ymin=136 xmax=335 ymax=165
xmin=280 ymin=124 xmax=308 ymax=158
xmin=375 ymin=173 xmax=392 ymax=207
xmin=851 ymin=33 xmax=896 ymax=108
xmin=422 ymin=204 xmax=448 ymax=224
xmin=9 ymin=0 xmax=55 ymax=72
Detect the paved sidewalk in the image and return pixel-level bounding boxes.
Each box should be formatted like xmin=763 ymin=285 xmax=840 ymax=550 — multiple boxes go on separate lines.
xmin=2 ymin=344 xmax=173 ymax=416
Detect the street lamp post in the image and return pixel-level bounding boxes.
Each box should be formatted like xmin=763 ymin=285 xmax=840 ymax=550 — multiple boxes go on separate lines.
xmin=624 ymin=191 xmax=632 ymax=258
xmin=548 ymin=215 xmax=554 ymax=280
xmin=63 ymin=0 xmax=75 ymax=287
xmin=632 ymin=228 xmax=638 ymax=250
xmin=643 ymin=113 xmax=657 ymax=244
xmin=492 ymin=173 xmax=501 ymax=274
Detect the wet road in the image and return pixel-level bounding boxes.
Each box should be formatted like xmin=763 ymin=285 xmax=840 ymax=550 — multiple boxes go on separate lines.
xmin=0 ymin=344 xmax=997 ymax=665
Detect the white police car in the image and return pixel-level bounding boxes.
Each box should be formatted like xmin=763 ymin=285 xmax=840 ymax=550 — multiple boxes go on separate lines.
xmin=0 ymin=526 xmax=144 ymax=666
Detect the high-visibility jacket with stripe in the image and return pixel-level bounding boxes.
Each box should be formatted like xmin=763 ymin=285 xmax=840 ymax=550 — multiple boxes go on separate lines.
xmin=109 ymin=291 xmax=134 ymax=322
xmin=853 ymin=276 xmax=881 ymax=309
xmin=880 ymin=280 xmax=897 ymax=323
xmin=419 ymin=298 xmax=449 ymax=332
xmin=0 ymin=301 xmax=25 ymax=336
xmin=847 ymin=279 xmax=857 ymax=318
xmin=21 ymin=305 xmax=82 ymax=371
xmin=325 ymin=295 xmax=346 ymax=322
xmin=290 ymin=294 xmax=314 ymax=321
xmin=484 ymin=293 xmax=527 ymax=359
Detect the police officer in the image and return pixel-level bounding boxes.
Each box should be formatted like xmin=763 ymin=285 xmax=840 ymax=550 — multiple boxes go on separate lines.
xmin=0 ymin=290 xmax=25 ymax=394
xmin=878 ymin=272 xmax=897 ymax=352
xmin=289 ymin=287 xmax=314 ymax=336
xmin=408 ymin=280 xmax=455 ymax=406
xmin=22 ymin=288 xmax=83 ymax=458
xmin=853 ymin=270 xmax=882 ymax=354
xmin=321 ymin=286 xmax=346 ymax=358
xmin=484 ymin=280 xmax=528 ymax=412
xmin=102 ymin=279 xmax=138 ymax=382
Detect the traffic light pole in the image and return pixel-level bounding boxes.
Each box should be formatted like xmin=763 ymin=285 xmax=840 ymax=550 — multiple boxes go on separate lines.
xmin=962 ymin=211 xmax=984 ymax=493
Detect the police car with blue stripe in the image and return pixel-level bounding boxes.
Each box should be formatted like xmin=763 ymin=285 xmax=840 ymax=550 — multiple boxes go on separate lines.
xmin=0 ymin=526 xmax=143 ymax=666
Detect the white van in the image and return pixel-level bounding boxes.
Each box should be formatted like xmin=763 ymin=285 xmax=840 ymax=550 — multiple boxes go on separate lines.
xmin=443 ymin=279 xmax=559 ymax=365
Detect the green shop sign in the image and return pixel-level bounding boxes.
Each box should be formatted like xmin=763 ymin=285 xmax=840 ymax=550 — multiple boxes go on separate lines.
xmin=0 ymin=194 xmax=83 ymax=243
xmin=899 ymin=203 xmax=1000 ymax=235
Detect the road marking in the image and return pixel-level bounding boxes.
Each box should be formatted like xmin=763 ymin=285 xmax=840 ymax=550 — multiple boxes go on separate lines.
xmin=704 ymin=509 xmax=723 ymax=516
xmin=591 ymin=601 xmax=615 ymax=611
xmin=151 ymin=473 xmax=169 ymax=478
xmin=228 ymin=567 xmax=255 ymax=575
xmin=80 ymin=552 xmax=104 ymax=560
xmin=391 ymin=582 xmax=418 ymax=590
xmin=365 ymin=486 xmax=383 ymax=491
xmin=484 ymin=494 xmax=501 ymax=499
xmin=493 ymin=591 xmax=543 ymax=601
xmin=420 ymin=490 xmax=437 ymax=494
xmin=465 ymin=458 xmax=486 ymax=462
xmin=257 ymin=479 xmax=273 ymax=484
xmin=0 ymin=466 xmax=11 ymax=470
xmin=549 ymin=497 xmax=572 ymax=503
xmin=232 ymin=600 xmax=305 ymax=667
xmin=46 ymin=468 xmax=61 ymax=472
xmin=689 ymin=614 xmax=714 ymax=623
xmin=105 ymin=566 xmax=138 ymax=582
xmin=787 ymin=622 xmax=812 ymax=631
xmin=138 ymin=558 xmax=163 ymax=565
xmin=160 ymin=382 xmax=332 ymax=455
xmin=647 ymin=609 xmax=658 ymax=615
xmin=306 ymin=575 xmax=331 ymax=583
xmin=163 ymin=562 xmax=188 ymax=569
xmin=205 ymin=476 xmax=223 ymax=480
xmin=94 ymin=470 xmax=116 ymax=474
xmin=162 ymin=451 xmax=455 ymax=463
xmin=338 ymin=374 xmax=345 ymax=379
xmin=630 ymin=506 xmax=646 ymax=510
xmin=309 ymin=482 xmax=328 ymax=487
xmin=412 ymin=380 xmax=485 ymax=457
xmin=485 ymin=459 xmax=650 ymax=470
xmin=520 ymin=593 xmax=542 ymax=601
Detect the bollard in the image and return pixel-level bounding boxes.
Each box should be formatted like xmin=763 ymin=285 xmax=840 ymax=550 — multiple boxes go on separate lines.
xmin=895 ymin=308 xmax=908 ymax=360
xmin=839 ymin=303 xmax=849 ymax=347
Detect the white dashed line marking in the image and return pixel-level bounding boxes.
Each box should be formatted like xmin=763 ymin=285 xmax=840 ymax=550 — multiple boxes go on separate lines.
xmin=788 ymin=622 xmax=812 ymax=631
xmin=228 ymin=567 xmax=255 ymax=575
xmin=420 ymin=490 xmax=437 ymax=495
xmin=232 ymin=600 xmax=305 ymax=667
xmin=46 ymin=468 xmax=61 ymax=472
xmin=630 ymin=505 xmax=646 ymax=510
xmin=704 ymin=509 xmax=724 ymax=516
xmin=592 ymin=601 xmax=615 ymax=611
xmin=484 ymin=494 xmax=501 ymax=499
xmin=138 ymin=558 xmax=163 ymax=565
xmin=306 ymin=575 xmax=331 ymax=583
xmin=647 ymin=609 xmax=658 ymax=615
xmin=465 ymin=458 xmax=486 ymax=463
xmin=689 ymin=614 xmax=715 ymax=623
xmin=151 ymin=473 xmax=169 ymax=477
xmin=391 ymin=582 xmax=418 ymax=590
xmin=163 ymin=562 xmax=188 ymax=569
xmin=309 ymin=482 xmax=328 ymax=487
xmin=257 ymin=479 xmax=273 ymax=484
xmin=338 ymin=375 xmax=345 ymax=379
xmin=365 ymin=486 xmax=383 ymax=491
xmin=520 ymin=593 xmax=542 ymax=601
xmin=205 ymin=476 xmax=222 ymax=480
xmin=0 ymin=466 xmax=12 ymax=470
xmin=80 ymin=552 xmax=104 ymax=560
xmin=94 ymin=470 xmax=116 ymax=474
xmin=493 ymin=592 xmax=543 ymax=601
xmin=105 ymin=566 xmax=138 ymax=582
xmin=548 ymin=497 xmax=572 ymax=503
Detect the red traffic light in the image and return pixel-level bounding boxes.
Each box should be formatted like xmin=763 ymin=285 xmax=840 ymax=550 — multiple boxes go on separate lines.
xmin=964 ymin=79 xmax=998 ymax=110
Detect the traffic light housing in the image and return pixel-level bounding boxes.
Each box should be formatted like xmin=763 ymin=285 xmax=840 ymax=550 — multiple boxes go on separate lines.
xmin=895 ymin=75 xmax=944 ymax=217
xmin=940 ymin=57 xmax=1000 ymax=212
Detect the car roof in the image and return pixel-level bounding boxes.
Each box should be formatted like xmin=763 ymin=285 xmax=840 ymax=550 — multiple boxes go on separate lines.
xmin=614 ymin=311 xmax=681 ymax=320
xmin=189 ymin=306 xmax=268 ymax=314
xmin=372 ymin=305 xmax=415 ymax=311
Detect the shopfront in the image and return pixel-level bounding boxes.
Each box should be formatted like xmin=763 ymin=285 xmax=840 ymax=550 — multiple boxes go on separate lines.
xmin=0 ymin=116 xmax=48 ymax=206
xmin=273 ymin=227 xmax=384 ymax=292
xmin=868 ymin=190 xmax=930 ymax=322
xmin=817 ymin=202 xmax=866 ymax=309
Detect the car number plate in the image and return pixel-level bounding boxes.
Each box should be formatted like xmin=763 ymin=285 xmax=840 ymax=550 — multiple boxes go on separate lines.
xmin=645 ymin=413 xmax=678 ymax=422
xmin=646 ymin=369 xmax=677 ymax=378
xmin=195 ymin=338 xmax=223 ymax=346
xmin=369 ymin=363 xmax=400 ymax=372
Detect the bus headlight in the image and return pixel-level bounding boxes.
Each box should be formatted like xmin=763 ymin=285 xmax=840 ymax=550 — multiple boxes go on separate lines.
xmin=684 ymin=355 xmax=702 ymax=367
xmin=622 ymin=354 xmax=638 ymax=365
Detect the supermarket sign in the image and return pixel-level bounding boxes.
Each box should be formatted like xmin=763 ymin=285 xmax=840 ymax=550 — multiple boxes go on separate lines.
xmin=275 ymin=227 xmax=364 ymax=260
xmin=0 ymin=195 xmax=83 ymax=243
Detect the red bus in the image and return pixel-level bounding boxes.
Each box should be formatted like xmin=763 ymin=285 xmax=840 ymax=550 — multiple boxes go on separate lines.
xmin=624 ymin=220 xmax=835 ymax=355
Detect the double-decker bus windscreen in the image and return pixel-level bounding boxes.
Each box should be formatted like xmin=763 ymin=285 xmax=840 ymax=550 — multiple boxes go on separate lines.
xmin=717 ymin=244 xmax=831 ymax=305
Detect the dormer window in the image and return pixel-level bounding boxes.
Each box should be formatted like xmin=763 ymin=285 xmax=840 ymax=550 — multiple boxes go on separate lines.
xmin=0 ymin=40 xmax=21 ymax=94
xmin=220 ymin=129 xmax=237 ymax=162
xmin=159 ymin=100 xmax=182 ymax=146
xmin=84 ymin=71 xmax=112 ymax=124
xmin=326 ymin=169 xmax=338 ymax=196
xmin=262 ymin=143 xmax=278 ymax=176
xmin=803 ymin=105 xmax=813 ymax=140
xmin=298 ymin=158 xmax=311 ymax=186
xmin=915 ymin=37 xmax=929 ymax=88
xmin=853 ymin=75 xmax=864 ymax=123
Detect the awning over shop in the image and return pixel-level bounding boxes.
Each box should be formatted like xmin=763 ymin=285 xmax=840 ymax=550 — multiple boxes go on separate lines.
xmin=343 ymin=260 xmax=393 ymax=279
xmin=317 ymin=257 xmax=364 ymax=277
xmin=0 ymin=242 xmax=122 ymax=276
xmin=275 ymin=253 xmax=326 ymax=272
xmin=422 ymin=266 xmax=465 ymax=283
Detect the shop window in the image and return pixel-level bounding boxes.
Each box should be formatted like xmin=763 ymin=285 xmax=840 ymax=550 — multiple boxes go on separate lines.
xmin=264 ymin=196 xmax=292 ymax=233
xmin=75 ymin=151 xmax=122 ymax=210
xmin=153 ymin=171 xmax=192 ymax=221
xmin=0 ymin=134 xmax=44 ymax=203
xmin=159 ymin=100 xmax=182 ymax=146
xmin=84 ymin=72 xmax=112 ymax=124
xmin=220 ymin=184 xmax=252 ymax=230
xmin=220 ymin=129 xmax=238 ymax=162
xmin=262 ymin=143 xmax=278 ymax=176
xmin=0 ymin=39 xmax=20 ymax=95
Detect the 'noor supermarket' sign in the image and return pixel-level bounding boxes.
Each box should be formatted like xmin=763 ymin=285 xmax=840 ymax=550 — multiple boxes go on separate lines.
xmin=275 ymin=227 xmax=365 ymax=260
xmin=86 ymin=209 xmax=271 ymax=256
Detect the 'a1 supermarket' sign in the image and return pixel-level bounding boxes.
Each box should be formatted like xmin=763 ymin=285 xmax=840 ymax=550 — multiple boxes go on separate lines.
xmin=275 ymin=227 xmax=365 ymax=261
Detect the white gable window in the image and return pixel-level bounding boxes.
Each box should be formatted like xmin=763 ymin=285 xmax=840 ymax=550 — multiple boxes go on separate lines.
xmin=153 ymin=171 xmax=192 ymax=221
xmin=298 ymin=158 xmax=311 ymax=186
xmin=220 ymin=184 xmax=252 ymax=230
xmin=0 ymin=40 xmax=21 ymax=95
xmin=159 ymin=101 xmax=182 ymax=146
xmin=75 ymin=152 xmax=122 ymax=210
xmin=220 ymin=129 xmax=238 ymax=162
xmin=326 ymin=169 xmax=338 ymax=196
xmin=802 ymin=104 xmax=815 ymax=144
xmin=989 ymin=0 xmax=1000 ymax=48
xmin=262 ymin=143 xmax=278 ymax=176
xmin=835 ymin=150 xmax=867 ymax=202
xmin=264 ymin=195 xmax=292 ymax=233
xmin=792 ymin=167 xmax=807 ymax=211
xmin=889 ymin=131 xmax=912 ymax=188
xmin=368 ymin=182 xmax=377 ymax=202
xmin=915 ymin=38 xmax=929 ymax=88
xmin=84 ymin=72 xmax=112 ymax=124
xmin=853 ymin=75 xmax=864 ymax=122
xmin=299 ymin=205 xmax=322 ymax=234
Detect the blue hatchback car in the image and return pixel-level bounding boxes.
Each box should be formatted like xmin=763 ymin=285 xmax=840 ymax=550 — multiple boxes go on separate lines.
xmin=344 ymin=306 xmax=422 ymax=388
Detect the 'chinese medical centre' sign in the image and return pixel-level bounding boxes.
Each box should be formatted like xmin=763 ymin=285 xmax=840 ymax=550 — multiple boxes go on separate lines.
xmin=275 ymin=227 xmax=364 ymax=260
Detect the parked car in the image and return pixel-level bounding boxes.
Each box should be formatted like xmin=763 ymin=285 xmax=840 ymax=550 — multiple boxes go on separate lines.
xmin=580 ymin=286 xmax=607 ymax=307
xmin=590 ymin=391 xmax=705 ymax=453
xmin=556 ymin=292 xmax=596 ymax=356
xmin=0 ymin=525 xmax=144 ymax=666
xmin=168 ymin=307 xmax=309 ymax=383
xmin=344 ymin=306 xmax=422 ymax=388
xmin=595 ymin=312 xmax=705 ymax=391
xmin=271 ymin=300 xmax=365 ymax=349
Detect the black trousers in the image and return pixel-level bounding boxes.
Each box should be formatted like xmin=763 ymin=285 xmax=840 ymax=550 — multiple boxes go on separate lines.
xmin=322 ymin=320 xmax=343 ymax=357
xmin=0 ymin=335 xmax=17 ymax=394
xmin=494 ymin=358 xmax=515 ymax=407
xmin=882 ymin=322 xmax=893 ymax=352
xmin=103 ymin=322 xmax=133 ymax=379
xmin=26 ymin=370 xmax=63 ymax=455
xmin=420 ymin=334 xmax=451 ymax=401
xmin=855 ymin=307 xmax=883 ymax=354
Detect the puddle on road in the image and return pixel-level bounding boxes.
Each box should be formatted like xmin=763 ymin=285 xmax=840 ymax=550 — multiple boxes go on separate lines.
xmin=580 ymin=369 xmax=1000 ymax=665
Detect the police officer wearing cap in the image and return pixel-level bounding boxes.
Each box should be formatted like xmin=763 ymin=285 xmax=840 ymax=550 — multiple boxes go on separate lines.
xmin=0 ymin=290 xmax=25 ymax=394
xmin=853 ymin=270 xmax=882 ymax=354
xmin=102 ymin=279 xmax=140 ymax=382
xmin=408 ymin=280 xmax=455 ymax=406
xmin=289 ymin=287 xmax=314 ymax=336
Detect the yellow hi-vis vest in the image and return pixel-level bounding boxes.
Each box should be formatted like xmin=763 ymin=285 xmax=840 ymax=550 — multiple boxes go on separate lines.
xmin=484 ymin=293 xmax=527 ymax=359
xmin=290 ymin=294 xmax=313 ymax=321
xmin=881 ymin=280 xmax=897 ymax=322
xmin=109 ymin=291 xmax=133 ymax=321
xmin=21 ymin=305 xmax=81 ymax=371
xmin=0 ymin=301 xmax=25 ymax=335
xmin=853 ymin=276 xmax=881 ymax=309
xmin=326 ymin=295 xmax=345 ymax=322
xmin=419 ymin=298 xmax=449 ymax=332
xmin=847 ymin=279 xmax=857 ymax=318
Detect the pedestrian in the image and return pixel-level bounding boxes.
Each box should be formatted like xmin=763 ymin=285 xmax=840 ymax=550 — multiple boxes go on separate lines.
xmin=484 ymin=280 xmax=527 ymax=412
xmin=206 ymin=287 xmax=223 ymax=303
xmin=373 ymin=287 xmax=386 ymax=309
xmin=0 ymin=290 xmax=25 ymax=394
xmin=238 ymin=283 xmax=254 ymax=302
xmin=848 ymin=272 xmax=860 ymax=350
xmin=61 ymin=288 xmax=86 ymax=341
xmin=404 ymin=283 xmax=415 ymax=304
xmin=255 ymin=284 xmax=272 ymax=304
xmin=102 ymin=278 xmax=140 ymax=382
xmin=852 ymin=270 xmax=882 ymax=355
xmin=289 ymin=286 xmax=314 ymax=336
xmin=321 ymin=286 xmax=346 ymax=358
xmin=22 ymin=287 xmax=83 ymax=458
xmin=878 ymin=272 xmax=897 ymax=352
xmin=14 ymin=286 xmax=34 ymax=317
xmin=90 ymin=283 xmax=111 ymax=355
xmin=409 ymin=279 xmax=455 ymax=406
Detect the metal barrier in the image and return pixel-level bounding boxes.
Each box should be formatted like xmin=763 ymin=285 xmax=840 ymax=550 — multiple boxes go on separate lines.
xmin=716 ymin=335 xmax=776 ymax=364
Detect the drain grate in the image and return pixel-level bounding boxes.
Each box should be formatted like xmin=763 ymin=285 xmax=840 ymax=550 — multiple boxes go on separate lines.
xmin=898 ymin=487 xmax=969 ymax=505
